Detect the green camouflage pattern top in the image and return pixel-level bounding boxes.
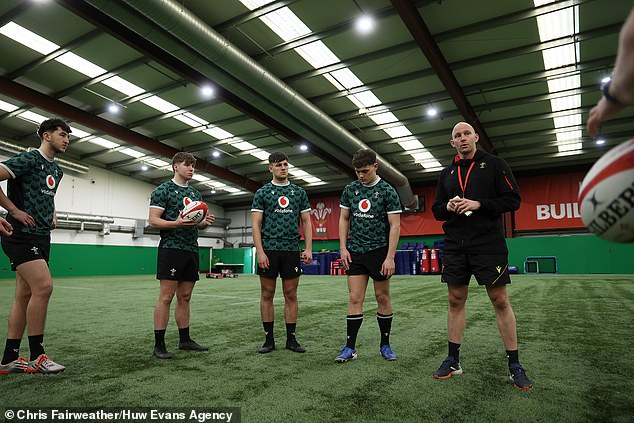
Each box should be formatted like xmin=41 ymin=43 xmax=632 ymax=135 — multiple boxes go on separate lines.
xmin=1 ymin=149 xmax=63 ymax=236
xmin=251 ymin=181 xmax=310 ymax=251
xmin=150 ymin=179 xmax=202 ymax=253
xmin=340 ymin=177 xmax=402 ymax=254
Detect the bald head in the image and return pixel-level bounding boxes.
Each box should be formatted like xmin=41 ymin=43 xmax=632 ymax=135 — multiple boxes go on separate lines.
xmin=451 ymin=122 xmax=476 ymax=138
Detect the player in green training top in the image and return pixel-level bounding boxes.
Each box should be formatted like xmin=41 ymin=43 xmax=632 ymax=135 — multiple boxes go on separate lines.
xmin=251 ymin=152 xmax=312 ymax=354
xmin=335 ymin=149 xmax=402 ymax=363
xmin=149 ymin=152 xmax=215 ymax=359
xmin=0 ymin=118 xmax=71 ymax=375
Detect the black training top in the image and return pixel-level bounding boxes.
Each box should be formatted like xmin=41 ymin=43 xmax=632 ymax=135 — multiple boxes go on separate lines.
xmin=432 ymin=149 xmax=520 ymax=254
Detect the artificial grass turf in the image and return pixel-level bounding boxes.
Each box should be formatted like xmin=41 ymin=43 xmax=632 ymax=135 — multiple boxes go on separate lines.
xmin=0 ymin=274 xmax=632 ymax=422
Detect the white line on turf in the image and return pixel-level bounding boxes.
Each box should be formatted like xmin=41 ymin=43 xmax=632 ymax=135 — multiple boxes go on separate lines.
xmin=194 ymin=294 xmax=244 ymax=299
xmin=196 ymin=293 xmax=340 ymax=305
xmin=55 ymin=286 xmax=93 ymax=290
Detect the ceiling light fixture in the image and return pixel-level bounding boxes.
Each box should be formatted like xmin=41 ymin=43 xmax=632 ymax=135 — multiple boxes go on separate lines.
xmin=212 ymin=150 xmax=220 ymax=158
xmin=108 ymin=103 xmax=120 ymax=114
xmin=300 ymin=144 xmax=308 ymax=151
xmin=427 ymin=107 xmax=438 ymax=117
xmin=595 ymin=139 xmax=606 ymax=145
xmin=201 ymin=85 xmax=214 ymax=97
xmin=355 ymin=15 xmax=375 ymax=34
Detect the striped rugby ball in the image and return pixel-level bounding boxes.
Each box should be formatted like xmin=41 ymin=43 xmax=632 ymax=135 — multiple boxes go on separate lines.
xmin=578 ymin=139 xmax=634 ymax=243
xmin=180 ymin=200 xmax=208 ymax=224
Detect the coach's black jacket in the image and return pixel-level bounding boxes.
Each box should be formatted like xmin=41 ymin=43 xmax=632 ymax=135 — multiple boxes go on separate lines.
xmin=432 ymin=150 xmax=520 ymax=254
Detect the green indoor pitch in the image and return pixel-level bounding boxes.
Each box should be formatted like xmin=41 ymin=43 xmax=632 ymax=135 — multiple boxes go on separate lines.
xmin=1 ymin=274 xmax=633 ymax=423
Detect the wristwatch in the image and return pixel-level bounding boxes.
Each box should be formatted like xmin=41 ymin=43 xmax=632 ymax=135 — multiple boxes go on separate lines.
xmin=601 ymin=79 xmax=623 ymax=105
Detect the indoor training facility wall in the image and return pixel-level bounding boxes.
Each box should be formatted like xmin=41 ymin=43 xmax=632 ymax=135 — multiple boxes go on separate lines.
xmin=0 ymin=152 xmax=225 ymax=279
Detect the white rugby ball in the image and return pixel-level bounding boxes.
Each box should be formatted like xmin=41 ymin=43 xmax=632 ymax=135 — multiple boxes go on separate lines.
xmin=180 ymin=200 xmax=208 ymax=224
xmin=578 ymin=139 xmax=634 ymax=243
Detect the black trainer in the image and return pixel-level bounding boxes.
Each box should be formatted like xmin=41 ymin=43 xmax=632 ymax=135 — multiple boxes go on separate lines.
xmin=433 ymin=356 xmax=463 ymax=379
xmin=153 ymin=346 xmax=173 ymax=359
xmin=509 ymin=363 xmax=534 ymax=390
xmin=285 ymin=338 xmax=306 ymax=353
xmin=258 ymin=341 xmax=275 ymax=354
xmin=179 ymin=340 xmax=209 ymax=351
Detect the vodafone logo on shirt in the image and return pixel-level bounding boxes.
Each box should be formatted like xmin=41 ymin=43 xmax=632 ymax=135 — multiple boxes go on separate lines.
xmin=278 ymin=196 xmax=290 ymax=208
xmin=46 ymin=175 xmax=56 ymax=189
xmin=358 ymin=199 xmax=371 ymax=212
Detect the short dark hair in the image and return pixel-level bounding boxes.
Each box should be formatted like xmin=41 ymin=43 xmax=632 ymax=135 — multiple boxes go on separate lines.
xmin=172 ymin=152 xmax=196 ymax=172
xmin=269 ymin=152 xmax=288 ymax=164
xmin=37 ymin=118 xmax=71 ymax=138
xmin=352 ymin=149 xmax=376 ymax=168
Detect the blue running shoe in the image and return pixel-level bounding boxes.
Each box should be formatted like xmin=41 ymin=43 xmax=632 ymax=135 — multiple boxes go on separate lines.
xmin=380 ymin=344 xmax=397 ymax=361
xmin=335 ymin=346 xmax=357 ymax=363
xmin=433 ymin=356 xmax=462 ymax=379
xmin=509 ymin=363 xmax=534 ymax=390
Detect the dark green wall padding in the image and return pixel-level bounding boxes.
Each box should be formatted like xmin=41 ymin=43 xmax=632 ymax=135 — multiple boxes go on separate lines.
xmin=0 ymin=245 xmax=211 ymax=279
xmin=1 ymin=235 xmax=631 ymax=279
xmin=312 ymin=235 xmax=634 ymax=274
xmin=506 ymin=235 xmax=634 ymax=274
xmin=211 ymin=248 xmax=254 ymax=274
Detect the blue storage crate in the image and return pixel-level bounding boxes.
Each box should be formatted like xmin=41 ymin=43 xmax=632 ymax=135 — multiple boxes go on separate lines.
xmin=302 ymin=261 xmax=320 ymax=275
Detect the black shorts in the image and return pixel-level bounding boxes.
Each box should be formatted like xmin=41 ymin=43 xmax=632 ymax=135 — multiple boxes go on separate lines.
xmin=1 ymin=233 xmax=51 ymax=271
xmin=257 ymin=250 xmax=301 ymax=279
xmin=441 ymin=253 xmax=511 ymax=286
xmin=157 ymin=248 xmax=200 ymax=282
xmin=348 ymin=246 xmax=389 ymax=282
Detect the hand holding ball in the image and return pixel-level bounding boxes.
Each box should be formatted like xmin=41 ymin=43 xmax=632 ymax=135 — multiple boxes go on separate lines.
xmin=180 ymin=200 xmax=209 ymax=224
xmin=578 ymin=139 xmax=634 ymax=243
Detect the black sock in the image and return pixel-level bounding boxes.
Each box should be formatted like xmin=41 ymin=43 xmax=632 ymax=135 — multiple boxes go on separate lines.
xmin=449 ymin=341 xmax=461 ymax=361
xmin=154 ymin=330 xmax=166 ymax=349
xmin=346 ymin=314 xmax=363 ymax=349
xmin=286 ymin=322 xmax=297 ymax=341
xmin=178 ymin=327 xmax=191 ymax=344
xmin=377 ymin=313 xmax=393 ymax=346
xmin=2 ymin=339 xmax=21 ymax=364
xmin=262 ymin=321 xmax=274 ymax=344
xmin=507 ymin=349 xmax=519 ymax=366
xmin=28 ymin=334 xmax=44 ymax=361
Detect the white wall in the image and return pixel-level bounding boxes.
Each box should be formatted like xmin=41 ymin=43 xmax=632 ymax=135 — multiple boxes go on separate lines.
xmin=226 ymin=208 xmax=253 ymax=247
xmin=0 ymin=153 xmax=226 ymax=247
xmin=55 ymin=166 xmax=154 ymax=219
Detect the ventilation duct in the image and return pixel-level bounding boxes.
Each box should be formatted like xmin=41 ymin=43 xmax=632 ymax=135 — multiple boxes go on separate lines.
xmin=83 ymin=0 xmax=418 ymax=209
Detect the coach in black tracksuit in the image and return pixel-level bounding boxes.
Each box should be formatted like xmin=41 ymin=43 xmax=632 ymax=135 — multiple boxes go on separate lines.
xmin=429 ymin=121 xmax=533 ymax=390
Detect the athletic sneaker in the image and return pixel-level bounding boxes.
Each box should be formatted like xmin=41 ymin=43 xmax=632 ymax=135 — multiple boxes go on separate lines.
xmin=0 ymin=357 xmax=30 ymax=374
xmin=335 ymin=346 xmax=357 ymax=363
xmin=509 ymin=363 xmax=534 ymax=390
xmin=179 ymin=340 xmax=208 ymax=351
xmin=285 ymin=338 xmax=306 ymax=353
xmin=258 ymin=341 xmax=275 ymax=354
xmin=433 ymin=356 xmax=462 ymax=379
xmin=153 ymin=346 xmax=173 ymax=359
xmin=27 ymin=355 xmax=65 ymax=374
xmin=380 ymin=344 xmax=397 ymax=361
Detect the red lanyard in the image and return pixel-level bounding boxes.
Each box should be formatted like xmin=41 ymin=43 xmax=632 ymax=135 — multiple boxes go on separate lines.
xmin=457 ymin=162 xmax=475 ymax=196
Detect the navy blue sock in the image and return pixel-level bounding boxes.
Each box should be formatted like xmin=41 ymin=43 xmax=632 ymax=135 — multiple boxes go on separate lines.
xmin=507 ymin=349 xmax=519 ymax=365
xmin=178 ymin=327 xmax=191 ymax=343
xmin=154 ymin=330 xmax=166 ymax=349
xmin=262 ymin=321 xmax=274 ymax=343
xmin=449 ymin=341 xmax=461 ymax=361
xmin=2 ymin=339 xmax=21 ymax=364
xmin=345 ymin=314 xmax=363 ymax=349
xmin=28 ymin=334 xmax=45 ymax=361
xmin=377 ymin=313 xmax=393 ymax=346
